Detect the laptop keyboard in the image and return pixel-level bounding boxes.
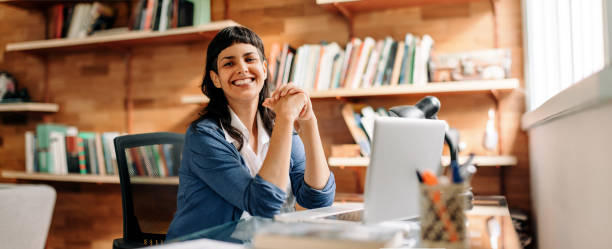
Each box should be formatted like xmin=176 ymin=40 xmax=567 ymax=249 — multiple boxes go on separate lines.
xmin=322 ymin=210 xmax=364 ymax=221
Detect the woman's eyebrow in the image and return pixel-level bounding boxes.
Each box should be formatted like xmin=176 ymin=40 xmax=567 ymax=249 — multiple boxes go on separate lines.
xmin=220 ymin=52 xmax=256 ymax=61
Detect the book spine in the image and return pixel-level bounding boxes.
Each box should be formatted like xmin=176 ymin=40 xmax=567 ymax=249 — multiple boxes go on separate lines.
xmin=77 ymin=137 xmax=87 ymax=174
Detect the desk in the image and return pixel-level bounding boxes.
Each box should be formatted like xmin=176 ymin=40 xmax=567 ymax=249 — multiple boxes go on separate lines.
xmin=157 ymin=196 xmax=520 ymax=249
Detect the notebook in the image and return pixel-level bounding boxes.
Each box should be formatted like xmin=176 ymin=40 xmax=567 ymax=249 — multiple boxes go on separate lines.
xmin=276 ymin=117 xmax=446 ymax=224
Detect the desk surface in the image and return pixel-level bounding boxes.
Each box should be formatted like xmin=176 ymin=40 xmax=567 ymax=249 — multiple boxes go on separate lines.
xmin=157 ymin=196 xmax=520 ymax=249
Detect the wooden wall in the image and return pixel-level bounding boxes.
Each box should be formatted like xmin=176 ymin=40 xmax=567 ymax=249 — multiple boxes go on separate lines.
xmin=0 ymin=0 xmax=529 ymax=248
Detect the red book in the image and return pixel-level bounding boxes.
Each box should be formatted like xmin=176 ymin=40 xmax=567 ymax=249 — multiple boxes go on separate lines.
xmin=129 ymin=148 xmax=146 ymax=176
xmin=54 ymin=4 xmax=64 ymax=38
xmin=143 ymin=0 xmax=156 ymax=30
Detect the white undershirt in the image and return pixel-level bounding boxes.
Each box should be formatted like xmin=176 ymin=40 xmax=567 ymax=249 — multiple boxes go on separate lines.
xmin=221 ymin=108 xmax=295 ymax=218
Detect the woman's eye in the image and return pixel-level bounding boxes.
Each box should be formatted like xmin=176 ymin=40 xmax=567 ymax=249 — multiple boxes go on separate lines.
xmin=246 ymin=57 xmax=256 ymax=62
xmin=223 ymin=62 xmax=233 ymax=67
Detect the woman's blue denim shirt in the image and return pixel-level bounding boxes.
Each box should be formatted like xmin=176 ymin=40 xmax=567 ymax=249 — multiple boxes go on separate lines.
xmin=166 ymin=118 xmax=336 ymax=239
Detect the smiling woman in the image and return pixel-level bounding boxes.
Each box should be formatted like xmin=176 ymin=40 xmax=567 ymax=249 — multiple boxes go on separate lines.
xmin=165 ymin=26 xmax=336 ymax=240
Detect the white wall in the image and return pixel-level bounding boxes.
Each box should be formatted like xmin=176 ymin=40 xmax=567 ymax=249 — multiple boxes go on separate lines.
xmin=523 ymin=68 xmax=612 ymax=249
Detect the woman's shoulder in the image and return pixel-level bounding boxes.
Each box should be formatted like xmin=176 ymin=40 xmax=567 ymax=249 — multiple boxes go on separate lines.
xmin=189 ymin=118 xmax=222 ymax=134
xmin=185 ymin=118 xmax=226 ymax=146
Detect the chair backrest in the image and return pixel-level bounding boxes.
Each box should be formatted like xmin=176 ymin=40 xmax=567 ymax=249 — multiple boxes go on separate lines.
xmin=114 ymin=132 xmax=184 ymax=246
xmin=0 ymin=184 xmax=56 ymax=249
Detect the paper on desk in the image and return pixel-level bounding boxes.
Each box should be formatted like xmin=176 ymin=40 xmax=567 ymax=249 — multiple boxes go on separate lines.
xmin=149 ymin=238 xmax=246 ymax=249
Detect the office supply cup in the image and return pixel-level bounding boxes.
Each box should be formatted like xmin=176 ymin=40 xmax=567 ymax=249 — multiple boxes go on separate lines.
xmin=419 ymin=183 xmax=469 ymax=249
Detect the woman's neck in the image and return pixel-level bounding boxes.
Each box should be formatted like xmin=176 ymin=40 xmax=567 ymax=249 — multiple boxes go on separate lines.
xmin=228 ymin=99 xmax=259 ymax=138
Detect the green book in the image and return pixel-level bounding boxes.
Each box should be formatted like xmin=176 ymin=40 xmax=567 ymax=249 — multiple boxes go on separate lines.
xmin=36 ymin=124 xmax=67 ymax=173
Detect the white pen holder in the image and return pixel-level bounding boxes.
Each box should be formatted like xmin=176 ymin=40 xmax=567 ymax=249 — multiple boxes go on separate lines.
xmin=419 ymin=183 xmax=469 ymax=249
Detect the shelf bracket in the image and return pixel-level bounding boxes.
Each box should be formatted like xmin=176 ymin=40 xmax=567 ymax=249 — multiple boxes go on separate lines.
xmin=124 ymin=49 xmax=133 ymax=134
xmin=331 ymin=2 xmax=355 ymax=39
xmin=489 ymin=0 xmax=499 ymax=48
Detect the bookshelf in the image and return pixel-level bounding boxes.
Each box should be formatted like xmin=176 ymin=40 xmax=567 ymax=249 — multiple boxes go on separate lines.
xmin=4 ymin=20 xmax=240 ymax=132
xmin=0 ymin=102 xmax=59 ymax=112
xmin=180 ymin=79 xmax=519 ymax=104
xmin=1 ymin=170 xmax=179 ymax=185
xmin=0 ymin=0 xmax=128 ymax=9
xmin=328 ymin=155 xmax=518 ymax=167
xmin=5 ymin=20 xmax=240 ymax=53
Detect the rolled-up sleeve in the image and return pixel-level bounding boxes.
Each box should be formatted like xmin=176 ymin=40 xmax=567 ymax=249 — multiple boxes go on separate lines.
xmin=188 ymin=127 xmax=287 ymax=218
xmin=289 ymin=135 xmax=336 ymax=209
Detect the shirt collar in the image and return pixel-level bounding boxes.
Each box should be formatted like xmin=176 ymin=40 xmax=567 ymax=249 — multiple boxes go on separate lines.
xmin=223 ymin=107 xmax=270 ymax=149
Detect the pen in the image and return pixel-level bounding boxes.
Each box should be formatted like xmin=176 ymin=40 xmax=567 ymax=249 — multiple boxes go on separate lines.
xmin=416 ymin=170 xmax=423 ymax=183
xmin=451 ymin=160 xmax=463 ymax=183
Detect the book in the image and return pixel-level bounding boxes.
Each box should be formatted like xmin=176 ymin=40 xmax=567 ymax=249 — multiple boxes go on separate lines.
xmin=25 ymin=131 xmax=35 ymax=173
xmin=95 ymin=134 xmax=106 ymax=176
xmin=36 ymin=124 xmax=67 ymax=173
xmin=341 ymin=103 xmax=370 ymax=157
xmin=101 ymin=132 xmax=119 ymax=175
xmin=390 ymin=40 xmax=405 ymax=85
xmin=382 ymin=40 xmax=398 ymax=85
xmin=373 ymin=37 xmax=393 ymax=86
xmin=252 ymin=222 xmax=403 ymax=249
xmin=360 ymin=106 xmax=377 ymax=141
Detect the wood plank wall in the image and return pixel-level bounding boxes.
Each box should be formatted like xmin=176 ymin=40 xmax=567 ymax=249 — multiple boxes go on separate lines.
xmin=0 ymin=0 xmax=529 ymax=248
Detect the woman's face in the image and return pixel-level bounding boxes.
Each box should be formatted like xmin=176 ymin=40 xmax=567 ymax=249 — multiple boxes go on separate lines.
xmin=210 ymin=43 xmax=267 ymax=105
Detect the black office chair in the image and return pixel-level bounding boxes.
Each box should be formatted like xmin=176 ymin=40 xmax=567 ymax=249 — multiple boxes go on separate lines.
xmin=112 ymin=132 xmax=184 ymax=249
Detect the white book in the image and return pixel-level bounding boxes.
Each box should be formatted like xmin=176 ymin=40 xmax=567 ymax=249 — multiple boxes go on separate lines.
xmin=339 ymin=38 xmax=356 ymax=87
xmin=25 ymin=131 xmax=35 ymax=173
xmin=158 ymin=0 xmax=172 ymax=32
xmin=316 ymin=42 xmax=342 ymax=91
xmin=304 ymin=45 xmax=321 ymax=91
xmin=361 ymin=40 xmax=383 ymax=88
xmin=342 ymin=38 xmax=361 ymax=88
xmin=102 ymin=132 xmax=120 ymax=175
xmin=49 ymin=131 xmax=68 ymax=174
xmin=289 ymin=46 xmax=302 ymax=84
xmin=76 ymin=4 xmax=94 ymax=38
xmin=330 ymin=50 xmax=344 ymax=89
xmin=282 ymin=52 xmax=294 ymax=84
xmin=66 ymin=4 xmax=85 ymax=38
xmin=293 ymin=45 xmax=308 ymax=89
xmin=414 ymin=35 xmax=434 ymax=85
xmin=360 ymin=106 xmax=377 ymax=141
xmin=350 ymin=37 xmax=375 ymax=89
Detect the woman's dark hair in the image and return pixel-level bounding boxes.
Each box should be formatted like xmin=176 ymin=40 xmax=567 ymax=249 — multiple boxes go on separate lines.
xmin=192 ymin=26 xmax=274 ymax=151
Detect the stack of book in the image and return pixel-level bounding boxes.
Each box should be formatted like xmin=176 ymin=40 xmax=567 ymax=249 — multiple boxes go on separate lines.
xmin=24 ymin=124 xmax=180 ymax=177
xmin=340 ymin=103 xmax=391 ymax=157
xmin=132 ymin=0 xmax=211 ymax=32
xmin=267 ymin=33 xmax=434 ymax=92
xmin=50 ymin=2 xmax=116 ymax=39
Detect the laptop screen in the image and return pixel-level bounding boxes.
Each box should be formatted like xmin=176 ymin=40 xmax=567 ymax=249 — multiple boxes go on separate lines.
xmin=362 ymin=118 xmax=445 ymax=224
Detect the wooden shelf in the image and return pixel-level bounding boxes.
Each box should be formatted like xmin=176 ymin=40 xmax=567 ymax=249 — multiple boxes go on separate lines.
xmin=1 ymin=170 xmax=179 ymax=185
xmin=181 ymin=79 xmax=519 ymax=104
xmin=5 ymin=20 xmax=240 ymax=53
xmin=309 ymin=79 xmax=518 ymax=98
xmin=0 ymin=102 xmax=59 ymax=112
xmin=328 ymin=155 xmax=518 ymax=167
xmin=0 ymin=0 xmax=128 ymax=9
xmin=317 ymin=0 xmax=486 ymax=16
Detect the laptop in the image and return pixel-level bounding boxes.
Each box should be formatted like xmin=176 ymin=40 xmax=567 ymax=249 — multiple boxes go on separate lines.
xmin=275 ymin=117 xmax=446 ymax=224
